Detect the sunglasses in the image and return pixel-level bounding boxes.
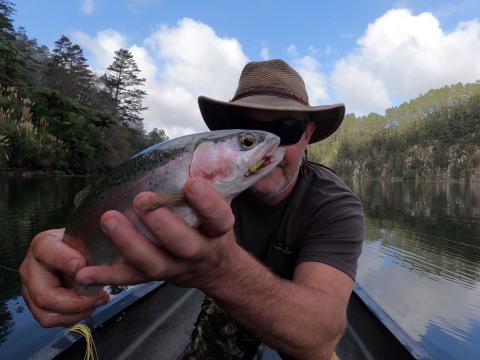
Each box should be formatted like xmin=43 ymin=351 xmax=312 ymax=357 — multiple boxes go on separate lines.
xmin=225 ymin=118 xmax=308 ymax=146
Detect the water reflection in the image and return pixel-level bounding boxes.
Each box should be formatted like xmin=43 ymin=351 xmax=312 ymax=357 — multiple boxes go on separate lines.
xmin=353 ymin=181 xmax=480 ymax=359
xmin=0 ymin=299 xmax=13 ymax=346
xmin=0 ymin=176 xmax=89 ymax=355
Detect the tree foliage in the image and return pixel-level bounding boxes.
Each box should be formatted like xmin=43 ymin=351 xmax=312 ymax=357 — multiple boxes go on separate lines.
xmin=0 ymin=0 xmax=25 ymax=86
xmin=309 ymin=82 xmax=480 ymax=181
xmin=101 ymin=49 xmax=147 ymax=126
xmin=0 ymin=0 xmax=167 ymax=173
xmin=47 ymin=35 xmax=95 ymax=103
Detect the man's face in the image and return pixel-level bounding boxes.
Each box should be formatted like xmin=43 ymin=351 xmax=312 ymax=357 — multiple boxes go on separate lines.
xmin=247 ymin=116 xmax=315 ymax=202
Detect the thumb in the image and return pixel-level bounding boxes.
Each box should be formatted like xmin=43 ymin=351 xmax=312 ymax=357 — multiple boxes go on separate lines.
xmin=184 ymin=178 xmax=235 ymax=237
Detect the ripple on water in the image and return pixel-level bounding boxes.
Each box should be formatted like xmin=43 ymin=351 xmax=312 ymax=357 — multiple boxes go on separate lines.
xmin=359 ymin=219 xmax=480 ymax=359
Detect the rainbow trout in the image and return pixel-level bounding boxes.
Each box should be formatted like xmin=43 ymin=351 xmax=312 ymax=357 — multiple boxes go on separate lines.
xmin=63 ymin=130 xmax=284 ymax=293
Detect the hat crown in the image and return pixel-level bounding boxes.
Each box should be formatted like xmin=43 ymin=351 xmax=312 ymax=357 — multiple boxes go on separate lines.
xmin=232 ymin=59 xmax=309 ymax=105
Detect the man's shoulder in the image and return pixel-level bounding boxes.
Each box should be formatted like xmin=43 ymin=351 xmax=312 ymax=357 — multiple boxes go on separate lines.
xmin=296 ymin=161 xmax=363 ymax=215
xmin=305 ymin=161 xmax=354 ymax=194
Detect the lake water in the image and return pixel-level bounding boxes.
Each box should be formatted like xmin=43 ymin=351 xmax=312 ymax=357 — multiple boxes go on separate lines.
xmin=0 ymin=176 xmax=479 ymax=359
xmin=350 ymin=180 xmax=480 ymax=359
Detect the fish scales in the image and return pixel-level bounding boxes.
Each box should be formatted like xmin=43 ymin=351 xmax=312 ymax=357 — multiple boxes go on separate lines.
xmin=73 ymin=143 xmax=191 ymax=221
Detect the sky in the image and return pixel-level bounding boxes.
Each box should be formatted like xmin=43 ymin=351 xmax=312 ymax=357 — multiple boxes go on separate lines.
xmin=12 ymin=0 xmax=480 ymax=137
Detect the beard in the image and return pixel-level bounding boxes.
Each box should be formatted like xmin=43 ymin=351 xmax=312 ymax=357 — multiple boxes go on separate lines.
xmin=248 ymin=155 xmax=303 ymax=201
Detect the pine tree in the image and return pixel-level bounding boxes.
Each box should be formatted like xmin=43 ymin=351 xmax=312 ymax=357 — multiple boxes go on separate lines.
xmin=145 ymin=128 xmax=168 ymax=147
xmin=0 ymin=0 xmax=24 ymax=84
xmin=101 ymin=48 xmax=147 ymax=126
xmin=15 ymin=27 xmax=49 ymax=86
xmin=47 ymin=35 xmax=94 ymax=102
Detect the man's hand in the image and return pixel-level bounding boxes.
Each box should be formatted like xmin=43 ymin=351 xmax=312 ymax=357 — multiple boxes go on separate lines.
xmin=19 ymin=229 xmax=109 ymax=328
xmin=75 ymin=178 xmax=237 ymax=291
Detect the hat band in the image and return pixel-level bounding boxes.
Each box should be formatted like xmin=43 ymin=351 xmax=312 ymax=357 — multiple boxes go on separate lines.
xmin=231 ymin=86 xmax=309 ymax=106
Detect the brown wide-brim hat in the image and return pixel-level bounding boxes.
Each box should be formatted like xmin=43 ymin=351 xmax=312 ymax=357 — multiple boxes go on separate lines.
xmin=198 ymin=59 xmax=345 ymax=144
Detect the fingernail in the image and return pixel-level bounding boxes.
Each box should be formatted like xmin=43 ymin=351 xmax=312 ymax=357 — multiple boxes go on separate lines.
xmin=134 ymin=193 xmax=151 ymax=211
xmin=67 ymin=259 xmax=79 ymax=274
xmin=46 ymin=234 xmax=60 ymax=242
xmin=189 ymin=181 xmax=205 ymax=197
xmin=102 ymin=217 xmax=117 ymax=232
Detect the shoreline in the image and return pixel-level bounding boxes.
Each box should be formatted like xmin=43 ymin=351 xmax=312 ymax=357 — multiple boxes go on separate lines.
xmin=2 ymin=168 xmax=478 ymax=183
xmin=0 ymin=168 xmax=92 ymax=177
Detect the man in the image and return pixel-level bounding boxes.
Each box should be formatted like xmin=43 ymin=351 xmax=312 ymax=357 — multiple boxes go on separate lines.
xmin=20 ymin=59 xmax=364 ymax=359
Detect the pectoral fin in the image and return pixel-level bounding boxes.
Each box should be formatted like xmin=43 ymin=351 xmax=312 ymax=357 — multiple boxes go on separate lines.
xmin=136 ymin=192 xmax=186 ymax=212
xmin=74 ymin=184 xmax=92 ymax=210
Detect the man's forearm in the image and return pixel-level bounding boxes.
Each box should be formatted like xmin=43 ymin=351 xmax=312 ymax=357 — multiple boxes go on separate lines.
xmin=202 ymin=241 xmax=347 ymax=359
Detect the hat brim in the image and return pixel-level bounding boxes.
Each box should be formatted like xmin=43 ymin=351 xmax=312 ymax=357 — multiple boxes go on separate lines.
xmin=198 ymin=95 xmax=345 ymax=144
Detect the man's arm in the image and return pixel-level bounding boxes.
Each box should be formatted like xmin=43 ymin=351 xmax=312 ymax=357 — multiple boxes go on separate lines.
xmin=205 ymin=244 xmax=352 ymax=359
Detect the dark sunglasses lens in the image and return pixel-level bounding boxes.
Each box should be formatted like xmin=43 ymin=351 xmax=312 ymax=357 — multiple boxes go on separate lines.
xmin=269 ymin=121 xmax=307 ymax=145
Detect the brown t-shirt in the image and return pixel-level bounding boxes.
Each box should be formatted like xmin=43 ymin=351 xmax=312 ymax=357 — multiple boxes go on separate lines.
xmin=232 ymin=161 xmax=364 ymax=280
xmin=182 ymin=162 xmax=364 ymax=359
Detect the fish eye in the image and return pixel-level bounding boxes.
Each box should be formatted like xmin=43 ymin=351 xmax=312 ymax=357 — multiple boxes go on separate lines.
xmin=240 ymin=133 xmax=257 ymax=149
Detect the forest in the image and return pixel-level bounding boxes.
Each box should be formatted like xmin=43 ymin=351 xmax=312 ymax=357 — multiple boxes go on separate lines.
xmin=0 ymin=0 xmax=166 ymax=174
xmin=309 ymin=82 xmax=480 ymax=181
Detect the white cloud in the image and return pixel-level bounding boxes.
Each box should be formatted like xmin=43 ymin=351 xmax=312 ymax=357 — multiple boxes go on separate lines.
xmin=286 ymin=44 xmax=298 ymax=58
xmin=81 ymin=0 xmax=95 ymax=15
xmin=74 ymin=18 xmax=249 ymax=137
xmin=260 ymin=47 xmax=270 ymax=60
xmin=284 ymin=45 xmax=331 ymax=105
xmin=332 ymin=59 xmax=391 ymax=114
xmin=72 ymin=29 xmax=127 ymax=70
xmin=331 ymin=8 xmax=480 ymax=115
xmin=293 ymin=56 xmax=330 ymax=104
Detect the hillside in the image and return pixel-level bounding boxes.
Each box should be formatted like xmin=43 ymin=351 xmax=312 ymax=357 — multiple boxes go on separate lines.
xmin=309 ymin=82 xmax=480 ymax=181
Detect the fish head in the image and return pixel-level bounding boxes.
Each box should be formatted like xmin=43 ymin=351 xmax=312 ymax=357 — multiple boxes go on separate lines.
xmin=190 ymin=130 xmax=285 ymax=199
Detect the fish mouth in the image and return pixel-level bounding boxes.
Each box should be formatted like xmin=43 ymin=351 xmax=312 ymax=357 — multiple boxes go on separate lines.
xmin=245 ymin=144 xmax=285 ymax=177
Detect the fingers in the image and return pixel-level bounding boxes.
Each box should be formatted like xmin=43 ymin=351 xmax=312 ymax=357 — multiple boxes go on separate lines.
xmin=20 ymin=229 xmax=109 ymax=328
xmin=31 ymin=229 xmax=86 ymax=276
xmin=22 ymin=285 xmax=95 ymax=328
xmin=98 ymin=211 xmax=188 ymax=279
xmin=131 ymin=199 xmax=207 ymax=260
xmin=76 ymin=263 xmax=148 ymax=286
xmin=22 ymin=253 xmax=108 ymax=313
xmin=183 ymin=178 xmax=235 ymax=237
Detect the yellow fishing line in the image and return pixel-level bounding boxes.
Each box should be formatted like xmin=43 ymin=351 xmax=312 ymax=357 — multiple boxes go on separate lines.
xmin=65 ymin=323 xmax=98 ymax=360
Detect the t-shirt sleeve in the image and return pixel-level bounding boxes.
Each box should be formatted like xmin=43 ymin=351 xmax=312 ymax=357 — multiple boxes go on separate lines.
xmin=296 ymin=193 xmax=365 ymax=280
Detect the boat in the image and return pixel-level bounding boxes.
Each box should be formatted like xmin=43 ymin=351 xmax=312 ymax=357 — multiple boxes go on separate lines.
xmin=32 ymin=281 xmax=430 ymax=360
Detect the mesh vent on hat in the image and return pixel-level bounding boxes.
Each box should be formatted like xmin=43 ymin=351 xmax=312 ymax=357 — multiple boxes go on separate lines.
xmin=232 ymin=59 xmax=310 ymax=105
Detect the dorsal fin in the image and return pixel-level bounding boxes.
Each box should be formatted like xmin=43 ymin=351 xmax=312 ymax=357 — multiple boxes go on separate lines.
xmin=74 ymin=185 xmax=92 ymax=210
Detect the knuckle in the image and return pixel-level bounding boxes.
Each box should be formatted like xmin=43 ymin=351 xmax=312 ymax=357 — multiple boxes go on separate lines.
xmin=57 ymin=252 xmax=75 ymax=271
xmin=31 ymin=234 xmax=51 ymax=261
xmin=200 ymin=200 xmax=222 ymax=217
xmin=115 ymin=236 xmax=133 ymax=253
xmin=40 ymin=316 xmax=57 ymax=328
xmin=205 ymin=211 xmax=235 ymax=236
xmin=145 ymin=264 xmax=164 ymax=280
xmin=219 ymin=213 xmax=235 ymax=234
xmin=19 ymin=262 xmax=28 ymax=281
xmin=32 ymin=291 xmax=49 ymax=309
xmin=180 ymin=245 xmax=199 ymax=259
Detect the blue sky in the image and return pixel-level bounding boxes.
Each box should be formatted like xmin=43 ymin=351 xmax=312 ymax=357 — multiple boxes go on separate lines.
xmin=12 ymin=0 xmax=480 ymax=136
